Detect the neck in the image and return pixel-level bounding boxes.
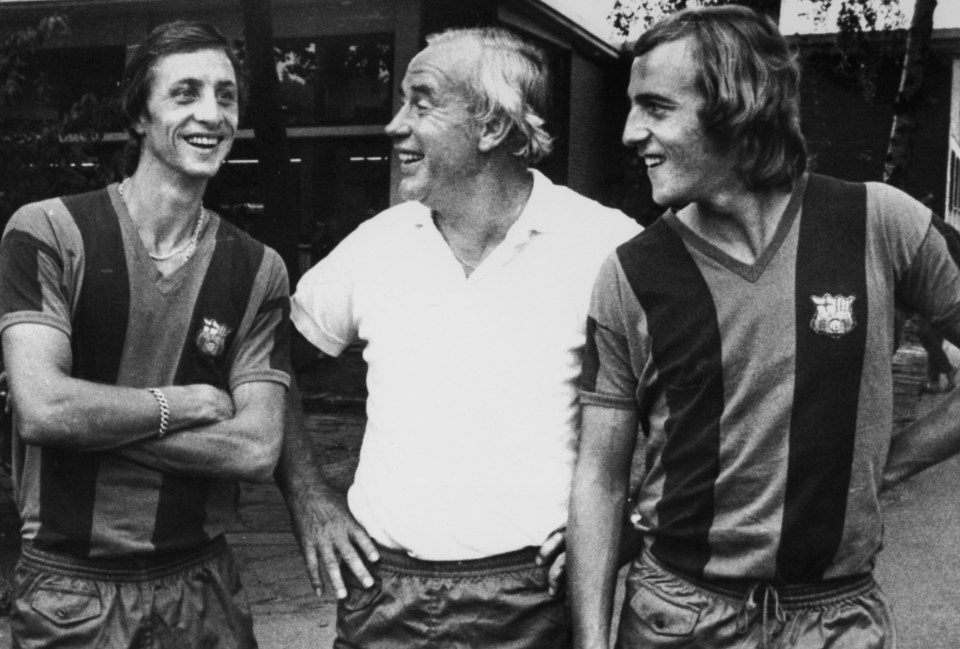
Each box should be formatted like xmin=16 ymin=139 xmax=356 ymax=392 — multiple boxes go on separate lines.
xmin=679 ymin=185 xmax=794 ymax=265
xmin=432 ymin=167 xmax=533 ymax=243
xmin=122 ymin=164 xmax=207 ymax=250
xmin=430 ymin=167 xmax=534 ymax=277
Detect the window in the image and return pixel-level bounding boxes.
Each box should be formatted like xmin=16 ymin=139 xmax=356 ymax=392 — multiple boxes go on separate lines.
xmin=239 ymin=33 xmax=393 ymax=129
xmin=205 ymin=137 xmax=391 ymax=271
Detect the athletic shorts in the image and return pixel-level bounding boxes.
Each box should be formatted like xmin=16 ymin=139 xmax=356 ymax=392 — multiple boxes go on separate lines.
xmin=11 ymin=536 xmax=257 ymax=649
xmin=616 ymin=550 xmax=896 ymax=649
xmin=335 ymin=545 xmax=571 ymax=649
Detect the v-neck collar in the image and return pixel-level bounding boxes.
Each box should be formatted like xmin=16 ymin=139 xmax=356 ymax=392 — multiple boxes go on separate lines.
xmin=108 ymin=183 xmax=213 ymax=295
xmin=661 ymin=174 xmax=808 ymax=283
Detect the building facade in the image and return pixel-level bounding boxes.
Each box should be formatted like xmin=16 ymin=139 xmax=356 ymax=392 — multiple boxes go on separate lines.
xmin=0 ymin=0 xmax=627 ymax=275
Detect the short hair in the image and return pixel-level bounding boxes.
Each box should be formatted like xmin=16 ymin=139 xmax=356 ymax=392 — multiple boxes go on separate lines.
xmin=633 ymin=5 xmax=807 ymax=191
xmin=120 ymin=21 xmax=245 ymax=146
xmin=426 ymin=27 xmax=554 ymax=165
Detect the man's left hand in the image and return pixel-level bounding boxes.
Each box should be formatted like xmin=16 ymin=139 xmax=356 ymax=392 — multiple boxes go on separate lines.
xmin=536 ymin=526 xmax=566 ymax=598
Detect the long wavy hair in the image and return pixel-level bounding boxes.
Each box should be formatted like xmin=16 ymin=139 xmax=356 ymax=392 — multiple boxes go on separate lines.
xmin=634 ymin=5 xmax=807 ymax=191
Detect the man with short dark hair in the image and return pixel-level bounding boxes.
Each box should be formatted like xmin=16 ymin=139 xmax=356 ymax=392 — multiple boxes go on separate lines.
xmin=569 ymin=5 xmax=960 ymax=648
xmin=0 ymin=20 xmax=290 ymax=648
xmin=279 ymin=26 xmax=639 ymax=649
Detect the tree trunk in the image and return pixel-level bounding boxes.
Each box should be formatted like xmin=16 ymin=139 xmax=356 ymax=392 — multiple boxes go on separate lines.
xmin=237 ymin=0 xmax=300 ymax=282
xmin=882 ymin=0 xmax=938 ymax=190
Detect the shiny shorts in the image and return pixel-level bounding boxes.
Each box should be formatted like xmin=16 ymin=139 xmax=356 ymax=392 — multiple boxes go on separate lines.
xmin=335 ymin=545 xmax=571 ymax=649
xmin=11 ymin=536 xmax=257 ymax=649
xmin=616 ymin=551 xmax=896 ymax=649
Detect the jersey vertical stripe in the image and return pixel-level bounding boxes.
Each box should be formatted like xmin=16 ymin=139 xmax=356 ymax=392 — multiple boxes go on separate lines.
xmin=616 ymin=222 xmax=724 ymax=577
xmin=174 ymin=223 xmax=263 ymax=387
xmin=63 ymin=190 xmax=131 ymax=384
xmin=263 ymin=296 xmax=292 ymax=372
xmin=778 ymin=174 xmax=868 ymax=581
xmin=151 ymin=222 xmax=263 ymax=551
xmin=0 ymin=231 xmax=62 ymax=315
xmin=34 ymin=190 xmax=131 ymax=554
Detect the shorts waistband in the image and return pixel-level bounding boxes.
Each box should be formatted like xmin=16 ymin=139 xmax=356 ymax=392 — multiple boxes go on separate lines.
xmin=376 ymin=544 xmax=541 ymax=578
xmin=20 ymin=536 xmax=228 ymax=583
xmin=645 ymin=551 xmax=876 ymax=608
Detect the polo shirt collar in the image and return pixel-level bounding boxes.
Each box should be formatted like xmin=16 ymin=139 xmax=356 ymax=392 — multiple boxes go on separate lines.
xmin=516 ymin=169 xmax=562 ymax=235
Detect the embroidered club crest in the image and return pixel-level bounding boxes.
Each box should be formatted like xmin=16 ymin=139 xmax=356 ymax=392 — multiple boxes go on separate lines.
xmin=196 ymin=318 xmax=232 ymax=357
xmin=810 ymin=294 xmax=856 ymax=338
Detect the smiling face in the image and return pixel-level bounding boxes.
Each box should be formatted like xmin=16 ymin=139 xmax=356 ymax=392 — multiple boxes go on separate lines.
xmin=622 ymin=37 xmax=739 ymax=209
xmin=384 ymin=42 xmax=482 ymax=209
xmin=135 ymin=48 xmax=239 ymax=182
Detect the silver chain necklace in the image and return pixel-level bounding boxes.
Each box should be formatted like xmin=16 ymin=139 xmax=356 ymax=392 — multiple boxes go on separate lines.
xmin=118 ymin=178 xmax=206 ymax=262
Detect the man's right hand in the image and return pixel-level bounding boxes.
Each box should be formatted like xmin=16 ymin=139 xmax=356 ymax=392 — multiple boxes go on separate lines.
xmin=287 ymin=484 xmax=381 ymax=600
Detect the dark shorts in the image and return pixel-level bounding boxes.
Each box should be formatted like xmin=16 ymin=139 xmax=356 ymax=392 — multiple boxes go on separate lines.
xmin=616 ymin=551 xmax=896 ymax=649
xmin=335 ymin=545 xmax=571 ymax=649
xmin=11 ymin=536 xmax=257 ymax=649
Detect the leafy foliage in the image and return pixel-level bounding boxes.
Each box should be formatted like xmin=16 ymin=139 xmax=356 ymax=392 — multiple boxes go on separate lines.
xmin=608 ymin=0 xmax=908 ymax=102
xmin=0 ymin=14 xmax=117 ymax=227
xmin=608 ymin=0 xmax=906 ymax=35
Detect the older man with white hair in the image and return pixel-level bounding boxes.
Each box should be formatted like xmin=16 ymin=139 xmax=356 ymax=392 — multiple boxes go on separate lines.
xmin=278 ymin=26 xmax=640 ymax=649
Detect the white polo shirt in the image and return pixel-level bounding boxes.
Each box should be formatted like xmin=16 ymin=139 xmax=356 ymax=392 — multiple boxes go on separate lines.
xmin=291 ymin=170 xmax=640 ymax=560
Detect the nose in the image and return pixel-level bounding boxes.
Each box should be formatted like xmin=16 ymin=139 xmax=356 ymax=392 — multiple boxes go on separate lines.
xmin=193 ymin=89 xmax=221 ymax=124
xmin=385 ymin=103 xmax=411 ymax=138
xmin=622 ymin=107 xmax=651 ymax=148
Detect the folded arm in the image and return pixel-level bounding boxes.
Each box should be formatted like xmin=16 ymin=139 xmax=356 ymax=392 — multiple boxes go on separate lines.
xmin=3 ymin=322 xmax=283 ymax=482
xmin=113 ymin=380 xmax=285 ymax=482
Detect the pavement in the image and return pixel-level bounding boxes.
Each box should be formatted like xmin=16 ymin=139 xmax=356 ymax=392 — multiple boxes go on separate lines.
xmin=1 ymin=342 xmax=960 ymax=647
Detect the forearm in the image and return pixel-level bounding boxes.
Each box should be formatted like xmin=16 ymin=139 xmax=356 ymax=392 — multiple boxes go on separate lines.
xmin=883 ymin=387 xmax=960 ymax=489
xmin=570 ymin=404 xmax=638 ymax=649
xmin=276 ymin=380 xmax=334 ymax=499
xmin=569 ymin=470 xmax=629 ymax=649
xmin=110 ymin=382 xmax=285 ymax=482
xmin=16 ymin=379 xmax=230 ymax=451
xmin=5 ymin=324 xmax=231 ymax=450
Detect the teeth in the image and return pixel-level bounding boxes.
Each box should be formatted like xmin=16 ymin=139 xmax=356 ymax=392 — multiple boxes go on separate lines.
xmin=398 ymin=152 xmax=423 ymax=164
xmin=185 ymin=135 xmax=219 ymax=147
xmin=643 ymin=156 xmax=664 ymax=168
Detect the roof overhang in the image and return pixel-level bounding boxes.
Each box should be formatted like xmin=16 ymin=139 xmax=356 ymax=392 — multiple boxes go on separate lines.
xmin=499 ymin=0 xmax=620 ymax=62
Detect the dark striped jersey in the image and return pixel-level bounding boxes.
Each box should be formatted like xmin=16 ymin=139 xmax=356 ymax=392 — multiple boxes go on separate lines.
xmin=0 ymin=184 xmax=291 ymax=558
xmin=581 ymin=174 xmax=960 ymax=582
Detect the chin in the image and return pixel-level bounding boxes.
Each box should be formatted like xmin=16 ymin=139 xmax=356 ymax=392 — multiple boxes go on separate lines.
xmin=398 ymin=184 xmax=426 ymax=204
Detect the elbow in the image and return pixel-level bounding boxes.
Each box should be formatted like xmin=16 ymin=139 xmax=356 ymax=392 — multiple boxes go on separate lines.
xmin=234 ymin=430 xmax=283 ymax=483
xmin=16 ymin=403 xmax=73 ymax=447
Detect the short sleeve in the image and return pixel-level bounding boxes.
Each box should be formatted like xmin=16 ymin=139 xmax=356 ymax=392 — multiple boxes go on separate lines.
xmin=228 ymin=248 xmax=293 ymax=390
xmin=874 ymin=183 xmax=960 ymax=341
xmin=580 ymin=253 xmax=640 ymax=410
xmin=0 ymin=200 xmax=81 ymax=338
xmin=290 ymin=229 xmax=365 ymax=356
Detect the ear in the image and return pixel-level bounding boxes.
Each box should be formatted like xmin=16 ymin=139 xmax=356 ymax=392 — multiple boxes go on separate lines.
xmin=132 ymin=110 xmax=150 ymax=136
xmin=476 ymin=114 xmax=513 ymax=153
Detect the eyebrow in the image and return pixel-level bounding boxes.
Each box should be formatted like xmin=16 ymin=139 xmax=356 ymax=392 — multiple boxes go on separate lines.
xmin=400 ymin=79 xmax=440 ymax=100
xmin=630 ymin=90 xmax=675 ymax=106
xmin=169 ymin=78 xmax=237 ymax=90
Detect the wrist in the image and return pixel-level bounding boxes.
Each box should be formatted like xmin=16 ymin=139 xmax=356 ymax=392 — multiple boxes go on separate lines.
xmin=147 ymin=388 xmax=170 ymax=438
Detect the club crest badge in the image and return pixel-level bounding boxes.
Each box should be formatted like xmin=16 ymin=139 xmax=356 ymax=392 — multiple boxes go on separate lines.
xmin=810 ymin=294 xmax=856 ymax=338
xmin=196 ymin=318 xmax=232 ymax=357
